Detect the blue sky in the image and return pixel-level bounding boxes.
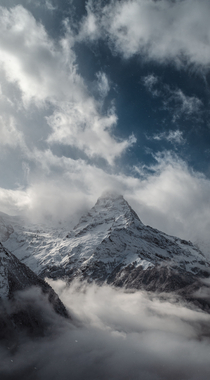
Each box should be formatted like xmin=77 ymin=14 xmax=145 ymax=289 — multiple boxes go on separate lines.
xmin=1 ymin=0 xmax=210 ymax=253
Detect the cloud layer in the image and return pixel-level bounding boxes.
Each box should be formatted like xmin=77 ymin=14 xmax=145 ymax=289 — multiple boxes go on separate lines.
xmin=0 ymin=4 xmax=135 ymax=170
xmin=1 ymin=281 xmax=210 ymax=380
xmin=0 ymin=4 xmax=135 ymax=219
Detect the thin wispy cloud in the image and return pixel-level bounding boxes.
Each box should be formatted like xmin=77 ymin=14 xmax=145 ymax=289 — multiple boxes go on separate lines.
xmin=143 ymin=74 xmax=203 ymax=122
xmin=148 ymin=130 xmax=185 ymax=145
xmin=96 ymin=71 xmax=110 ymax=98
xmin=142 ymin=73 xmax=160 ymax=97
xmin=163 ymin=88 xmax=203 ymax=122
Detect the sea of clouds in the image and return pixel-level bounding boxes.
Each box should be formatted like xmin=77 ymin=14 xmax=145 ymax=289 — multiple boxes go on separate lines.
xmin=1 ymin=280 xmax=210 ymax=380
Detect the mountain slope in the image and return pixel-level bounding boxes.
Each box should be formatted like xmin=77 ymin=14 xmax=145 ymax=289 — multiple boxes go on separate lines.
xmin=1 ymin=211 xmax=71 ymax=275
xmin=0 ymin=242 xmax=68 ymax=343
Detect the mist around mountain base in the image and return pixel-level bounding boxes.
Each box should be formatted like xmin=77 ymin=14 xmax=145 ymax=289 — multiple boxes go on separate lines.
xmin=1 ymin=279 xmax=210 ymax=380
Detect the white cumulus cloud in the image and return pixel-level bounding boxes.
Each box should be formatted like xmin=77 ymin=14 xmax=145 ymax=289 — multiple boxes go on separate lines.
xmin=81 ymin=0 xmax=210 ymax=68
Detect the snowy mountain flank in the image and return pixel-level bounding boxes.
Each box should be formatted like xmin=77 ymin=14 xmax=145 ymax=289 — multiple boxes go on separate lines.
xmin=1 ymin=193 xmax=210 ymax=309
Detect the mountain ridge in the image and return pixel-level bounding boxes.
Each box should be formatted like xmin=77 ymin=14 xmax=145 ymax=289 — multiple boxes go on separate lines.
xmin=1 ymin=194 xmax=210 ymax=311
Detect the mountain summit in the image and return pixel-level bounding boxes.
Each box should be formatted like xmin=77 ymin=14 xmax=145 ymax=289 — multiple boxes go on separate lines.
xmin=1 ymin=194 xmax=210 ymax=309
xmin=40 ymin=194 xmax=210 ymax=295
xmin=69 ymin=193 xmax=142 ymax=238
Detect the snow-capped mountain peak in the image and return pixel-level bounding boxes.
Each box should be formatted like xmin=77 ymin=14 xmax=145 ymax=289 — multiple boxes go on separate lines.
xmin=71 ymin=194 xmax=142 ymax=238
xmin=1 ymin=194 xmax=210 ymax=309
